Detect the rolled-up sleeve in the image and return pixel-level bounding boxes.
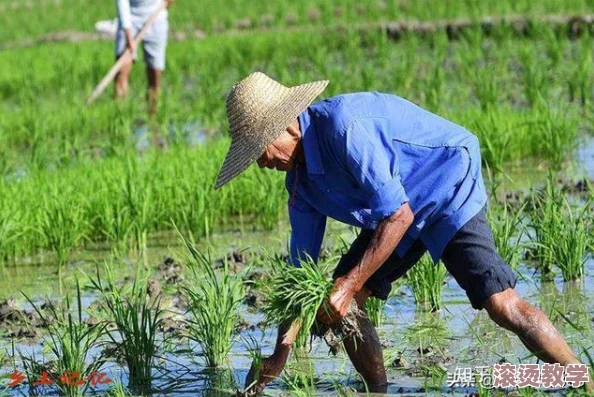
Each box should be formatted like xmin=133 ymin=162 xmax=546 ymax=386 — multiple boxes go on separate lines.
xmin=289 ymin=195 xmax=327 ymax=267
xmin=344 ymin=118 xmax=409 ymax=221
xmin=116 ymin=0 xmax=132 ymax=29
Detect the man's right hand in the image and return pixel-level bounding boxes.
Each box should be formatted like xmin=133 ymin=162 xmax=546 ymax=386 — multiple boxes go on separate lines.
xmin=124 ymin=28 xmax=135 ymax=54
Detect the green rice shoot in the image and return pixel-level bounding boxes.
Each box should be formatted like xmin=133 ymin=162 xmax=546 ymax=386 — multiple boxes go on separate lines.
xmin=261 ymin=255 xmax=334 ymax=348
xmin=407 ymin=254 xmax=447 ymax=312
xmin=180 ymin=231 xmax=244 ymax=368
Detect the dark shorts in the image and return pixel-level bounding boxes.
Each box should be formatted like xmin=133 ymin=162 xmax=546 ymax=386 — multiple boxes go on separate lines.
xmin=332 ymin=207 xmax=518 ymax=310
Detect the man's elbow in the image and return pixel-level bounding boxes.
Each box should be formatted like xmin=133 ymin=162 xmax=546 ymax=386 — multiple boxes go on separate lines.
xmin=393 ymin=202 xmax=414 ymax=226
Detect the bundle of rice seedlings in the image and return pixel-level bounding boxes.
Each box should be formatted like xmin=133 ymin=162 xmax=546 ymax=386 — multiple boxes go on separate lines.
xmin=261 ymin=255 xmax=361 ymax=349
xmin=180 ymin=233 xmax=244 ymax=368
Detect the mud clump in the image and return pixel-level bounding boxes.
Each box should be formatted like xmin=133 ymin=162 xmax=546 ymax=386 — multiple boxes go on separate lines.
xmin=158 ymin=316 xmax=188 ymax=336
xmin=0 ymin=298 xmax=54 ymax=340
xmin=158 ymin=256 xmax=184 ymax=284
xmin=147 ymin=279 xmax=162 ymax=298
xmin=214 ymin=251 xmax=247 ymax=273
xmin=244 ymin=290 xmax=265 ymax=309
xmin=234 ymin=18 xmax=252 ymax=30
xmin=246 ymin=270 xmax=269 ymax=284
xmin=389 ymin=352 xmax=411 ymax=369
xmin=172 ymin=293 xmax=188 ymax=312
xmin=235 ymin=316 xmax=256 ymax=333
xmin=260 ymin=14 xmax=274 ymax=27
xmin=307 ymin=7 xmax=321 ymax=22
xmin=560 ymin=178 xmax=591 ymax=194
xmin=6 ymin=327 xmax=39 ymax=339
xmin=285 ymin=13 xmax=298 ymax=26
xmin=0 ymin=298 xmax=18 ymax=323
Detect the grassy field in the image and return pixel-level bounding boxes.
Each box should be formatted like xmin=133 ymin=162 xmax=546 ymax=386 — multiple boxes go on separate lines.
xmin=1 ymin=22 xmax=594 ymax=265
xmin=2 ymin=0 xmax=593 ymax=44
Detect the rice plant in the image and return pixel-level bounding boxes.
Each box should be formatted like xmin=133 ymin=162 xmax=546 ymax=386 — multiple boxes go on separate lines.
xmin=0 ymin=215 xmax=21 ymax=264
xmin=529 ymin=176 xmax=591 ymax=281
xmin=87 ymin=262 xmax=166 ymax=395
xmin=261 ymin=255 xmax=334 ymax=347
xmin=407 ymin=254 xmax=447 ymax=312
xmin=404 ymin=312 xmax=450 ymax=359
xmin=21 ymin=283 xmax=106 ymax=397
xmin=363 ymin=278 xmax=404 ymax=328
xmin=487 ymin=202 xmax=526 ymax=270
xmin=280 ymin=353 xmax=317 ymax=397
xmin=39 ymin=191 xmax=87 ymax=272
xmin=94 ymin=199 xmax=134 ymax=257
xmin=2 ymin=25 xmax=594 ymax=267
xmin=202 ymin=369 xmax=238 ymax=397
xmin=180 ymin=232 xmax=244 ymax=368
xmin=105 ymin=381 xmax=133 ymax=397
xmin=364 ymin=297 xmax=385 ymax=328
xmin=550 ymin=202 xmax=591 ymax=281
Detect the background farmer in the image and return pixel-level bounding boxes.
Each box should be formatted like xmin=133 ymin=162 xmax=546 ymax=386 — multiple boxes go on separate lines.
xmin=115 ymin=0 xmax=173 ymax=115
xmin=215 ymin=72 xmax=593 ymax=394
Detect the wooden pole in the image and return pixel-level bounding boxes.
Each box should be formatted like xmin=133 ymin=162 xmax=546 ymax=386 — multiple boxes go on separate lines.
xmin=86 ymin=1 xmax=168 ymax=105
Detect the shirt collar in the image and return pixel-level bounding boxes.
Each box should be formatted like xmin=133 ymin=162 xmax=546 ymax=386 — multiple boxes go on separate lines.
xmin=298 ymin=108 xmax=325 ymax=175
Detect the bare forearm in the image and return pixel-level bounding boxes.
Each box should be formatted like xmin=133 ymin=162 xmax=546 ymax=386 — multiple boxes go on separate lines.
xmin=343 ymin=203 xmax=413 ymax=292
xmin=125 ymin=28 xmax=134 ymax=44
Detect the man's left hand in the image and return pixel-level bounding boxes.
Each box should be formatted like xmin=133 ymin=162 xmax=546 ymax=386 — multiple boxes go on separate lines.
xmin=316 ymin=276 xmax=357 ymax=325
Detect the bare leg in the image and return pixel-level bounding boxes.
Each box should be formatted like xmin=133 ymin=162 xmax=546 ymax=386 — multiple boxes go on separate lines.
xmin=335 ymin=288 xmax=387 ymax=392
xmin=146 ymin=65 xmax=161 ymax=116
xmin=244 ymin=320 xmax=299 ymax=394
xmin=484 ymin=288 xmax=594 ymax=392
xmin=244 ymin=289 xmax=389 ymax=394
xmin=114 ymin=55 xmax=132 ymax=99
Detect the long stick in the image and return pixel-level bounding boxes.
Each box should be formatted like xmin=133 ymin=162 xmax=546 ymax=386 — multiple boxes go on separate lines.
xmin=86 ymin=1 xmax=168 ymax=105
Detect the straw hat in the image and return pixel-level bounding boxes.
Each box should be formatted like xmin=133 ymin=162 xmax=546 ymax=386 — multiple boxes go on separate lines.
xmin=214 ymin=72 xmax=329 ymax=189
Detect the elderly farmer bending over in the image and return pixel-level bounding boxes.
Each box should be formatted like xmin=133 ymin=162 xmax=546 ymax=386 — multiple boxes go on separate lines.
xmin=215 ymin=72 xmax=592 ymax=394
xmin=115 ymin=0 xmax=174 ymax=115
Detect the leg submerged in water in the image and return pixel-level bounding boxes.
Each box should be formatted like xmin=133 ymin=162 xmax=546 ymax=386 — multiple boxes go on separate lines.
xmin=334 ymin=288 xmax=388 ymax=393
xmin=484 ymin=288 xmax=594 ymax=392
xmin=243 ymin=288 xmax=389 ymax=395
xmin=244 ymin=320 xmax=299 ymax=395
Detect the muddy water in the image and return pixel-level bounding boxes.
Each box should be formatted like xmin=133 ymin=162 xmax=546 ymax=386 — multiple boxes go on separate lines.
xmin=1 ymin=142 xmax=593 ymax=396
xmin=1 ymin=227 xmax=593 ymax=396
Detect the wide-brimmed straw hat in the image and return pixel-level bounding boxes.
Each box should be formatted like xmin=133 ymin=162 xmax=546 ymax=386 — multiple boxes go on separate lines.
xmin=214 ymin=72 xmax=329 ymax=189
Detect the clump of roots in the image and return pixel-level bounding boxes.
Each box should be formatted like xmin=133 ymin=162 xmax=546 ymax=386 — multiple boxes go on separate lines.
xmin=311 ymin=300 xmax=364 ymax=355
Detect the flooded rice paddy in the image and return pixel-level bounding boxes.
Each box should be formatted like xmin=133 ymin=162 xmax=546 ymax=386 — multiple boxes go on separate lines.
xmin=1 ymin=208 xmax=593 ymax=395
xmin=0 ymin=130 xmax=593 ymax=397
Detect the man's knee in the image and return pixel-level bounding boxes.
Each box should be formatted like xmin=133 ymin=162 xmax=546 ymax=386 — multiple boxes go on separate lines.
xmin=483 ymin=288 xmax=537 ymax=333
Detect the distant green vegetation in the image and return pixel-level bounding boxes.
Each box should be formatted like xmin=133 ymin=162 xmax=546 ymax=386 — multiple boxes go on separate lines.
xmin=2 ymin=0 xmax=593 ymax=44
xmin=1 ymin=25 xmax=594 ymax=265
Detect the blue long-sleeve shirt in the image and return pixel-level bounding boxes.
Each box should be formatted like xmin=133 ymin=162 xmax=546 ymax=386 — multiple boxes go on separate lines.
xmin=287 ymin=92 xmax=488 ymax=265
